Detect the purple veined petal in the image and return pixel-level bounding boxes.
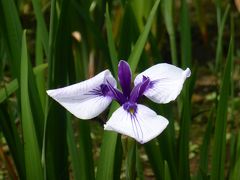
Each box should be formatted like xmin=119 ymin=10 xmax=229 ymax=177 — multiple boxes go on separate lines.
xmin=118 ymin=60 xmax=132 ymax=98
xmin=104 ymin=104 xmax=169 ymax=144
xmin=129 ymin=77 xmax=150 ymax=103
xmin=106 ymin=80 xmax=127 ymax=105
xmin=47 ymin=70 xmax=116 ymax=119
xmin=134 ymin=63 xmax=191 ymax=104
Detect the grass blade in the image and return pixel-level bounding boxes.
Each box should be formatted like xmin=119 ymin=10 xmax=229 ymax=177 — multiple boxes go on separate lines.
xmin=130 ymin=0 xmax=153 ymax=31
xmin=157 ymin=105 xmax=178 ymax=180
xmin=211 ymin=37 xmax=233 ymax=180
xmin=215 ymin=0 xmax=222 ymax=30
xmin=105 ymin=4 xmax=118 ymax=76
xmin=164 ymin=161 xmax=171 ymax=180
xmin=128 ymin=0 xmax=161 ymax=72
xmin=71 ymin=0 xmax=110 ymax=66
xmin=144 ymin=139 xmax=165 ymax=180
xmin=66 ymin=119 xmax=81 ymax=179
xmin=118 ymin=2 xmax=140 ymax=61
xmin=0 ymin=105 xmax=25 ymax=179
xmin=196 ymin=108 xmax=214 ymax=179
xmin=215 ymin=4 xmax=230 ymax=71
xmin=20 ymin=30 xmax=43 ymax=180
xmin=0 ymin=80 xmax=18 ymax=103
xmin=178 ymin=0 xmax=192 ymax=179
xmin=96 ymin=133 xmax=122 ymax=180
xmin=44 ymin=0 xmax=74 ymax=179
xmin=230 ymin=132 xmax=240 ymax=180
xmin=1 ymin=0 xmax=45 ymax=148
xmin=0 ymin=63 xmax=47 ymax=104
xmin=31 ymin=0 xmax=49 ymax=57
xmin=35 ymin=24 xmax=46 ymax=110
xmin=178 ymin=90 xmax=191 ymax=180
xmin=125 ymin=140 xmax=137 ymax=179
xmin=180 ymin=0 xmax=192 ymax=68
xmin=136 ymin=147 xmax=144 ymax=180
xmin=194 ymin=0 xmax=207 ymax=41
xmin=0 ymin=0 xmax=22 ymax=77
xmin=162 ymin=0 xmax=177 ymax=65
xmin=76 ymin=120 xmax=95 ymax=180
xmin=96 ymin=102 xmax=122 ymax=180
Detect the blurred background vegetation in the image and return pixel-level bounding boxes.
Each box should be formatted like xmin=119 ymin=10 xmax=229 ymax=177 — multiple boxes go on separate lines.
xmin=0 ymin=0 xmax=240 ymax=179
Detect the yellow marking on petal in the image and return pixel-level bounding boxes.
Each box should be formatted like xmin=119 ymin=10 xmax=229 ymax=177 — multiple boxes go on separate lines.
xmin=129 ymin=108 xmax=135 ymax=114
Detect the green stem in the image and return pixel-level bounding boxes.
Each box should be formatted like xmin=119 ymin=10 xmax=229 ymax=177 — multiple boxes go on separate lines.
xmin=126 ymin=138 xmax=137 ymax=180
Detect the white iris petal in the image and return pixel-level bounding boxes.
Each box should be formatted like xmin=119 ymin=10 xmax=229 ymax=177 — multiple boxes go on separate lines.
xmin=104 ymin=104 xmax=169 ymax=144
xmin=47 ymin=70 xmax=116 ymax=119
xmin=134 ymin=63 xmax=191 ymax=104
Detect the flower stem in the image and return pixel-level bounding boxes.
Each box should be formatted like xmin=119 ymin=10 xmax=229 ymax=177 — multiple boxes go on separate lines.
xmin=125 ymin=138 xmax=137 ymax=180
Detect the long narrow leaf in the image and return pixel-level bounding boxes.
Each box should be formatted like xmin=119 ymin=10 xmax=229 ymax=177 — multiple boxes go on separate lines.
xmin=180 ymin=0 xmax=192 ymax=68
xmin=145 ymin=139 xmax=165 ymax=180
xmin=20 ymin=30 xmax=43 ymax=180
xmin=178 ymin=89 xmax=191 ymax=180
xmin=178 ymin=0 xmax=192 ymax=179
xmin=1 ymin=0 xmax=45 ymax=149
xmin=31 ymin=0 xmax=49 ymax=57
xmin=71 ymin=0 xmax=110 ymax=66
xmin=162 ymin=0 xmax=177 ymax=65
xmin=215 ymin=5 xmax=230 ymax=71
xmin=164 ymin=161 xmax=171 ymax=180
xmin=0 ymin=80 xmax=18 ymax=103
xmin=211 ymin=37 xmax=233 ymax=180
xmin=105 ymin=4 xmax=118 ymax=76
xmin=96 ymin=102 xmax=122 ymax=180
xmin=0 ymin=64 xmax=48 ymax=104
xmin=0 ymin=0 xmax=22 ymax=77
xmin=0 ymin=105 xmax=25 ymax=179
xmin=67 ymin=116 xmax=81 ymax=180
xmin=128 ymin=0 xmax=161 ymax=71
xmin=196 ymin=108 xmax=214 ymax=179
xmin=230 ymin=132 xmax=240 ymax=180
xmin=118 ymin=2 xmax=140 ymax=61
xmin=136 ymin=147 xmax=144 ymax=180
xmin=35 ymin=24 xmax=46 ymax=110
xmin=44 ymin=0 xmax=74 ymax=179
xmin=158 ymin=103 xmax=178 ymax=180
xmin=126 ymin=140 xmax=137 ymax=179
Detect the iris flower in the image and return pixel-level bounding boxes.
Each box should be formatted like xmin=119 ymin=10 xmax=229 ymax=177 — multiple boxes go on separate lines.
xmin=47 ymin=60 xmax=191 ymax=144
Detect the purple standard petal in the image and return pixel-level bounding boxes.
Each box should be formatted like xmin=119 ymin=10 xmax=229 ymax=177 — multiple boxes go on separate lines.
xmin=129 ymin=77 xmax=150 ymax=103
xmin=106 ymin=80 xmax=127 ymax=105
xmin=118 ymin=60 xmax=132 ymax=98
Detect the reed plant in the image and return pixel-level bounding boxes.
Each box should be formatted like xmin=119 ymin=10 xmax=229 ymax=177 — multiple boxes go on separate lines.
xmin=0 ymin=0 xmax=239 ymax=179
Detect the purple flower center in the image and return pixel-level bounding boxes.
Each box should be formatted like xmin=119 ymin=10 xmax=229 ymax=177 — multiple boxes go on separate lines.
xmin=123 ymin=102 xmax=137 ymax=114
xmin=92 ymin=60 xmax=153 ymax=113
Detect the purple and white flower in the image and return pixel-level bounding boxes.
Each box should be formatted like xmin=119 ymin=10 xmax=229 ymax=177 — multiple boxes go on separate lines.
xmin=47 ymin=60 xmax=191 ymax=144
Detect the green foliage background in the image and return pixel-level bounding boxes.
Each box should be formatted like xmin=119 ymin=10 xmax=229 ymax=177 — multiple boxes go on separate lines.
xmin=0 ymin=0 xmax=239 ymax=179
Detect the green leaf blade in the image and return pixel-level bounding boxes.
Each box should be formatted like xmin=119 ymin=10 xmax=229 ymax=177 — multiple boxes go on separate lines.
xmin=105 ymin=4 xmax=118 ymax=77
xmin=211 ymin=37 xmax=233 ymax=180
xmin=21 ymin=30 xmax=43 ymax=180
xmin=128 ymin=0 xmax=161 ymax=72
